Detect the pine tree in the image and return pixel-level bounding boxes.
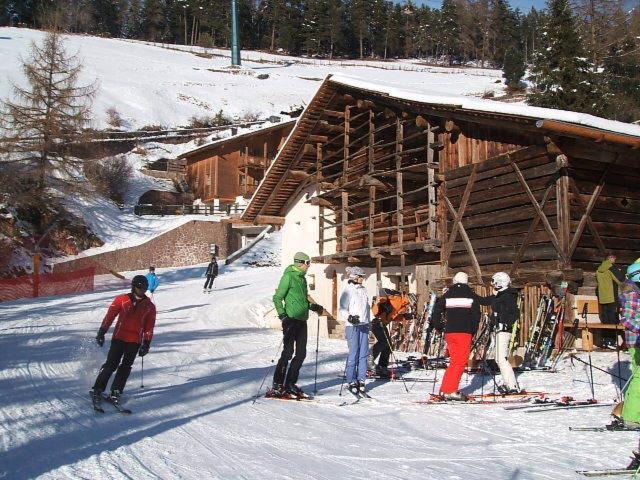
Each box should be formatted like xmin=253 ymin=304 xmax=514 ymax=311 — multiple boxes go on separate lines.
xmin=489 ymin=0 xmax=520 ymax=67
xmin=527 ymin=0 xmax=606 ymax=115
xmin=122 ymin=0 xmax=143 ymax=38
xmin=141 ymin=0 xmax=166 ymax=42
xmin=603 ymin=34 xmax=640 ymax=121
xmin=91 ymin=0 xmax=121 ymax=36
xmin=1 ymin=30 xmax=96 ymax=217
xmin=503 ymin=46 xmax=525 ymax=88
xmin=440 ymin=0 xmax=461 ymax=64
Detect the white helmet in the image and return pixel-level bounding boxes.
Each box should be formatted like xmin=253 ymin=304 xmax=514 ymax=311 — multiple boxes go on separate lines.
xmin=491 ymin=272 xmax=511 ymax=291
xmin=452 ymin=272 xmax=468 ymax=284
xmin=346 ymin=266 xmax=365 ymax=281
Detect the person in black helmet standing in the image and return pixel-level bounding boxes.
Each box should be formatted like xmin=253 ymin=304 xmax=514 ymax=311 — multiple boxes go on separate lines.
xmin=90 ymin=275 xmax=156 ymax=410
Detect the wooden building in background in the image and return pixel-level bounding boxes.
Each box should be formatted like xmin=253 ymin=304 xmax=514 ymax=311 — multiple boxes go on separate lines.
xmin=181 ymin=121 xmax=295 ymax=204
xmin=241 ymin=74 xmax=640 ymax=343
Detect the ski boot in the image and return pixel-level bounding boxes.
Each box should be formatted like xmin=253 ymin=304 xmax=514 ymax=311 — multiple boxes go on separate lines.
xmin=90 ymin=388 xmax=104 ymax=412
xmin=442 ymin=391 xmax=469 ymax=402
xmin=285 ymin=384 xmax=309 ymax=399
xmin=108 ymin=390 xmax=123 ymax=405
xmin=627 ymin=451 xmax=640 ymax=470
xmin=347 ymin=382 xmax=360 ymax=396
xmin=266 ymin=383 xmax=285 ymax=398
xmin=375 ymin=366 xmax=392 ymax=379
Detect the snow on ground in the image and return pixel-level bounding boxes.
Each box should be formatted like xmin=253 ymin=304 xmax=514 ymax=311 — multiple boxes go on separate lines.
xmin=0 ymin=244 xmax=636 ymax=479
xmin=0 ymin=28 xmax=506 ymax=130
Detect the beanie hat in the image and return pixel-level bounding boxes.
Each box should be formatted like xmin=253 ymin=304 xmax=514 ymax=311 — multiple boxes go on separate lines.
xmin=453 ymin=272 xmax=469 ymax=285
xmin=294 ymin=252 xmax=311 ymax=263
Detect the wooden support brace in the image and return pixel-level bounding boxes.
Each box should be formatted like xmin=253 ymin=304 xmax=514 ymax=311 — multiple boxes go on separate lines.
xmin=508 ymin=156 xmax=567 ymax=265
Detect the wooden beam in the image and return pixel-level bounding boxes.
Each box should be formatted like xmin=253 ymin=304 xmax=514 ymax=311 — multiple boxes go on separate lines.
xmin=510 ymin=185 xmax=554 ymax=276
xmin=288 ymin=169 xmax=310 ymax=181
xmin=303 ymin=144 xmax=316 ymax=155
xmin=324 ymin=109 xmax=345 ymax=119
xmin=444 ymin=197 xmax=483 ymax=284
xmin=255 ymin=215 xmax=286 ymax=226
xmin=508 ymin=155 xmax=567 ymax=265
xmin=308 ymin=134 xmax=328 ymax=143
xmin=568 ymin=176 xmax=609 ymax=257
xmin=442 ymin=164 xmax=478 ymax=263
xmin=396 ymin=118 xmax=404 ymax=247
xmin=307 ymin=197 xmax=336 ymax=208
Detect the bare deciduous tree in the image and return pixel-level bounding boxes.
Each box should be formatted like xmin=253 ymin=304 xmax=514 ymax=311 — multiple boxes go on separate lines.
xmin=1 ymin=30 xmax=97 ymax=215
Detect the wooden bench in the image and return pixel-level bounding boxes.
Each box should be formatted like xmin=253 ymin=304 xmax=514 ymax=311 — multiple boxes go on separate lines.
xmin=563 ymin=296 xmax=624 ymax=351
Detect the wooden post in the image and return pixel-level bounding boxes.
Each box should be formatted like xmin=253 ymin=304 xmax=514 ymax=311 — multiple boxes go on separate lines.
xmin=396 ymin=119 xmax=404 ymax=246
xmin=368 ymin=110 xmax=375 ymax=249
xmin=33 ymin=252 xmax=41 ymax=298
xmin=427 ymin=121 xmax=436 ymax=241
xmin=317 ymin=143 xmax=325 ymax=256
xmin=341 ymin=191 xmax=348 ymax=253
xmin=376 ymin=255 xmax=382 ymax=293
xmin=556 ymin=155 xmax=570 ymax=268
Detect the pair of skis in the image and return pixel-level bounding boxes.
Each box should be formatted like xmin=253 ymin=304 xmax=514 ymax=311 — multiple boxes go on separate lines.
xmin=418 ymin=391 xmax=546 ymax=405
xmin=503 ymin=396 xmax=613 ymax=412
xmin=91 ymin=391 xmax=132 ymax=414
xmin=577 ymin=468 xmax=640 ymax=477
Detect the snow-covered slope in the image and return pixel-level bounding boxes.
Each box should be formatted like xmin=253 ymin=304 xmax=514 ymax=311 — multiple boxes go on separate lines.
xmin=0 ymin=28 xmax=506 ymax=130
xmin=0 ymin=254 xmax=633 ymax=479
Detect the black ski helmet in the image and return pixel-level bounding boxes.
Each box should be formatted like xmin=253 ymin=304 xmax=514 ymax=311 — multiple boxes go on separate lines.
xmin=131 ymin=275 xmax=149 ymax=292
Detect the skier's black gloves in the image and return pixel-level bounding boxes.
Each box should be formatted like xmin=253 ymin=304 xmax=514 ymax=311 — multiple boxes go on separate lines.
xmin=347 ymin=315 xmax=360 ymax=325
xmin=96 ymin=327 xmax=106 ymax=347
xmin=278 ymin=313 xmax=290 ymax=322
xmin=309 ymin=303 xmax=324 ymax=314
xmin=138 ymin=340 xmax=150 ymax=357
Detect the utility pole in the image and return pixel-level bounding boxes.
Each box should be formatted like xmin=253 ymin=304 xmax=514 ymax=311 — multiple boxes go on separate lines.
xmin=231 ymin=0 xmax=241 ymax=66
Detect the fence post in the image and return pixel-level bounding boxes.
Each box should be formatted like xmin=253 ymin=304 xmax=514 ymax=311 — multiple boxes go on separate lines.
xmin=33 ymin=252 xmax=41 ymax=298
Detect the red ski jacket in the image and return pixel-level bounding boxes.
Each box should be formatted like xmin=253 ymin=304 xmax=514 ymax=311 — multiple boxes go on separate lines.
xmin=100 ymin=293 xmax=156 ymax=344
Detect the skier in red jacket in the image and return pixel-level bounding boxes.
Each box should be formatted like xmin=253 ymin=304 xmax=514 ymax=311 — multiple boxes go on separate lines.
xmin=91 ymin=275 xmax=156 ymax=408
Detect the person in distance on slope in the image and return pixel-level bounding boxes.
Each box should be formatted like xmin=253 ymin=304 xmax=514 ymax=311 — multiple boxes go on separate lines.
xmin=145 ymin=266 xmax=159 ymax=299
xmin=203 ymin=256 xmax=218 ymax=292
xmin=339 ymin=266 xmax=372 ymax=395
xmin=431 ymin=271 xmax=490 ymax=401
xmin=485 ymin=272 xmax=521 ymax=394
xmin=91 ymin=275 xmax=156 ymax=405
xmin=268 ymin=252 xmax=324 ymax=399
xmin=615 ymin=262 xmax=640 ymax=429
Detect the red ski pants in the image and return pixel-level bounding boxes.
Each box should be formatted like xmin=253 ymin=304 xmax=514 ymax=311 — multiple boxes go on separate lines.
xmin=440 ymin=333 xmax=473 ymax=394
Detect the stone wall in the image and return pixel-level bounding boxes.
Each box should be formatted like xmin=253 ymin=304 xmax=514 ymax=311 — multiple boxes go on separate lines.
xmin=53 ymin=220 xmax=232 ymax=274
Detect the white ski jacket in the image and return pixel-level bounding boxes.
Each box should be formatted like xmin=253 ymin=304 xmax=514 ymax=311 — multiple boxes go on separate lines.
xmin=339 ymin=282 xmax=372 ymax=326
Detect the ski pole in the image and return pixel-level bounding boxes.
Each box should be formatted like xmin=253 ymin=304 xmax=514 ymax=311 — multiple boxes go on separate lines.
xmin=615 ymin=313 xmax=623 ymax=398
xmin=582 ymin=304 xmax=596 ymax=400
xmin=568 ymin=353 xmax=628 ymax=382
xmin=141 ymin=356 xmax=144 ymax=389
xmin=252 ymin=337 xmax=284 ymax=404
xmin=313 ymin=314 xmax=320 ymax=395
xmin=382 ymin=322 xmax=409 ymax=393
xmin=338 ymin=356 xmax=349 ymax=397
xmin=431 ymin=331 xmax=445 ymax=395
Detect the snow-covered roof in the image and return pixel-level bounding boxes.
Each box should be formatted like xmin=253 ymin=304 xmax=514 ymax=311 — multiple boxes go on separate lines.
xmin=180 ymin=119 xmax=297 ymax=159
xmin=329 ymin=74 xmax=640 ymax=138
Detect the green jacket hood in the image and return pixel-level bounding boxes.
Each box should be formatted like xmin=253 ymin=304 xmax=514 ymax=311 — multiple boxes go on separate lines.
xmin=597 ymin=259 xmax=614 ymax=274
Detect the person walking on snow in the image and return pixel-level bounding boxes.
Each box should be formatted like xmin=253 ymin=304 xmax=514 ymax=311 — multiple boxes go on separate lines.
xmin=145 ymin=266 xmax=159 ymax=299
xmin=203 ymin=256 xmax=218 ymax=292
xmin=616 ymin=262 xmax=640 ymax=429
xmin=268 ymin=252 xmax=324 ymax=399
xmin=340 ymin=266 xmax=371 ymax=395
xmin=431 ymin=271 xmax=489 ymax=401
xmin=485 ymin=272 xmax=521 ymax=394
xmin=91 ymin=275 xmax=156 ymax=408
xmin=596 ymin=254 xmax=624 ymax=347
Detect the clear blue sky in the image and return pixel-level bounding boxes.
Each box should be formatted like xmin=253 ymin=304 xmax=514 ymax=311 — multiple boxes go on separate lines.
xmin=399 ymin=0 xmax=547 ymax=12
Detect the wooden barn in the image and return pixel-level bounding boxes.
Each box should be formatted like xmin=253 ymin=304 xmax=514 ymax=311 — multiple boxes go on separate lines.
xmin=180 ymin=120 xmax=295 ymax=204
xmin=241 ymin=75 xmax=640 ymax=347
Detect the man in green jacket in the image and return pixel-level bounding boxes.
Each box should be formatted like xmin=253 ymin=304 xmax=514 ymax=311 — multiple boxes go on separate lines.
xmin=269 ymin=252 xmax=324 ymax=398
xmin=596 ymin=254 xmax=625 ymax=347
